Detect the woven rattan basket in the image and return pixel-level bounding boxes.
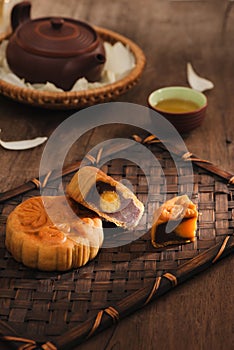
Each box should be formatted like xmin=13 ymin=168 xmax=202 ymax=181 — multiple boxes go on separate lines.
xmin=0 ymin=30 xmax=10 ymax=43
xmin=0 ymin=26 xmax=146 ymax=109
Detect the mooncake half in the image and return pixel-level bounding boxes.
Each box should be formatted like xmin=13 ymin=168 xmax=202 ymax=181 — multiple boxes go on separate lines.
xmin=151 ymin=194 xmax=198 ymax=248
xmin=6 ymin=196 xmax=103 ymax=271
xmin=66 ymin=166 xmax=144 ymax=229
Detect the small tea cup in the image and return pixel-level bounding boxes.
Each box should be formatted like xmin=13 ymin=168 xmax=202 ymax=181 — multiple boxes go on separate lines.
xmin=148 ymin=86 xmax=207 ymax=134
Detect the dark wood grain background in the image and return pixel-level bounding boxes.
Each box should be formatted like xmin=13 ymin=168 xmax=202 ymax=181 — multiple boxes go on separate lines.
xmin=0 ymin=0 xmax=233 ymax=349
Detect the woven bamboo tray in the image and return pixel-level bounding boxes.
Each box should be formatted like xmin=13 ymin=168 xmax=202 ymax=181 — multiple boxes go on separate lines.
xmin=0 ymin=26 xmax=146 ymax=110
xmin=0 ymin=140 xmax=233 ymax=350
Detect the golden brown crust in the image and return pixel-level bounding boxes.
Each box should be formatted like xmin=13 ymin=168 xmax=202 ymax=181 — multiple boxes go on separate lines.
xmin=6 ymin=196 xmax=103 ymax=271
xmin=66 ymin=166 xmax=144 ymax=228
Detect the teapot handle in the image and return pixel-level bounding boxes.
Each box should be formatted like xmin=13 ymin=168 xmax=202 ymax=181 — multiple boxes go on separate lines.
xmin=11 ymin=1 xmax=31 ymax=32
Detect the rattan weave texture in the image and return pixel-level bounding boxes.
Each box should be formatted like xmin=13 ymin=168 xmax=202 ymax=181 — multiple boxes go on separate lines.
xmin=0 ymin=146 xmax=233 ymax=348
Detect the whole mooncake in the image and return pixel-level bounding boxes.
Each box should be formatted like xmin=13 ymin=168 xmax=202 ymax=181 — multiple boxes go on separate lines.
xmin=5 ymin=196 xmax=103 ymax=271
xmin=66 ymin=166 xmax=144 ymax=229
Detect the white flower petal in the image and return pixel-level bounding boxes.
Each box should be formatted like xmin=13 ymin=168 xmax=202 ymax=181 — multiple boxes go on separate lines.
xmin=0 ymin=136 xmax=47 ymax=150
xmin=187 ymin=62 xmax=214 ymax=92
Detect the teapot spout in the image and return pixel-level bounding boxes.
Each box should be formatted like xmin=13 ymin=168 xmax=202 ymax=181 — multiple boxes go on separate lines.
xmin=11 ymin=1 xmax=31 ymax=32
xmin=95 ymin=53 xmax=106 ymax=65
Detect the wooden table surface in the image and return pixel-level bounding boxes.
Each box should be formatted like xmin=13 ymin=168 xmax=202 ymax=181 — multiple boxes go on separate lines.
xmin=0 ymin=0 xmax=233 ymax=349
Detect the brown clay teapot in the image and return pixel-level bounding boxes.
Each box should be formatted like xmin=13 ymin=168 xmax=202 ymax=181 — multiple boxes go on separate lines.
xmin=6 ymin=1 xmax=106 ymax=91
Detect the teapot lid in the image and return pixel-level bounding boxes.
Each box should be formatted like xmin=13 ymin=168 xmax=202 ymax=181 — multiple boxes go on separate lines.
xmin=15 ymin=17 xmax=99 ymax=58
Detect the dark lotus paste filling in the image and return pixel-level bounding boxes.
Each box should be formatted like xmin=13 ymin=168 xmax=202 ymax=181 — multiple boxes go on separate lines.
xmin=86 ymin=181 xmax=141 ymax=226
xmin=153 ymin=219 xmax=191 ymax=244
xmin=96 ymin=181 xmax=116 ymax=194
